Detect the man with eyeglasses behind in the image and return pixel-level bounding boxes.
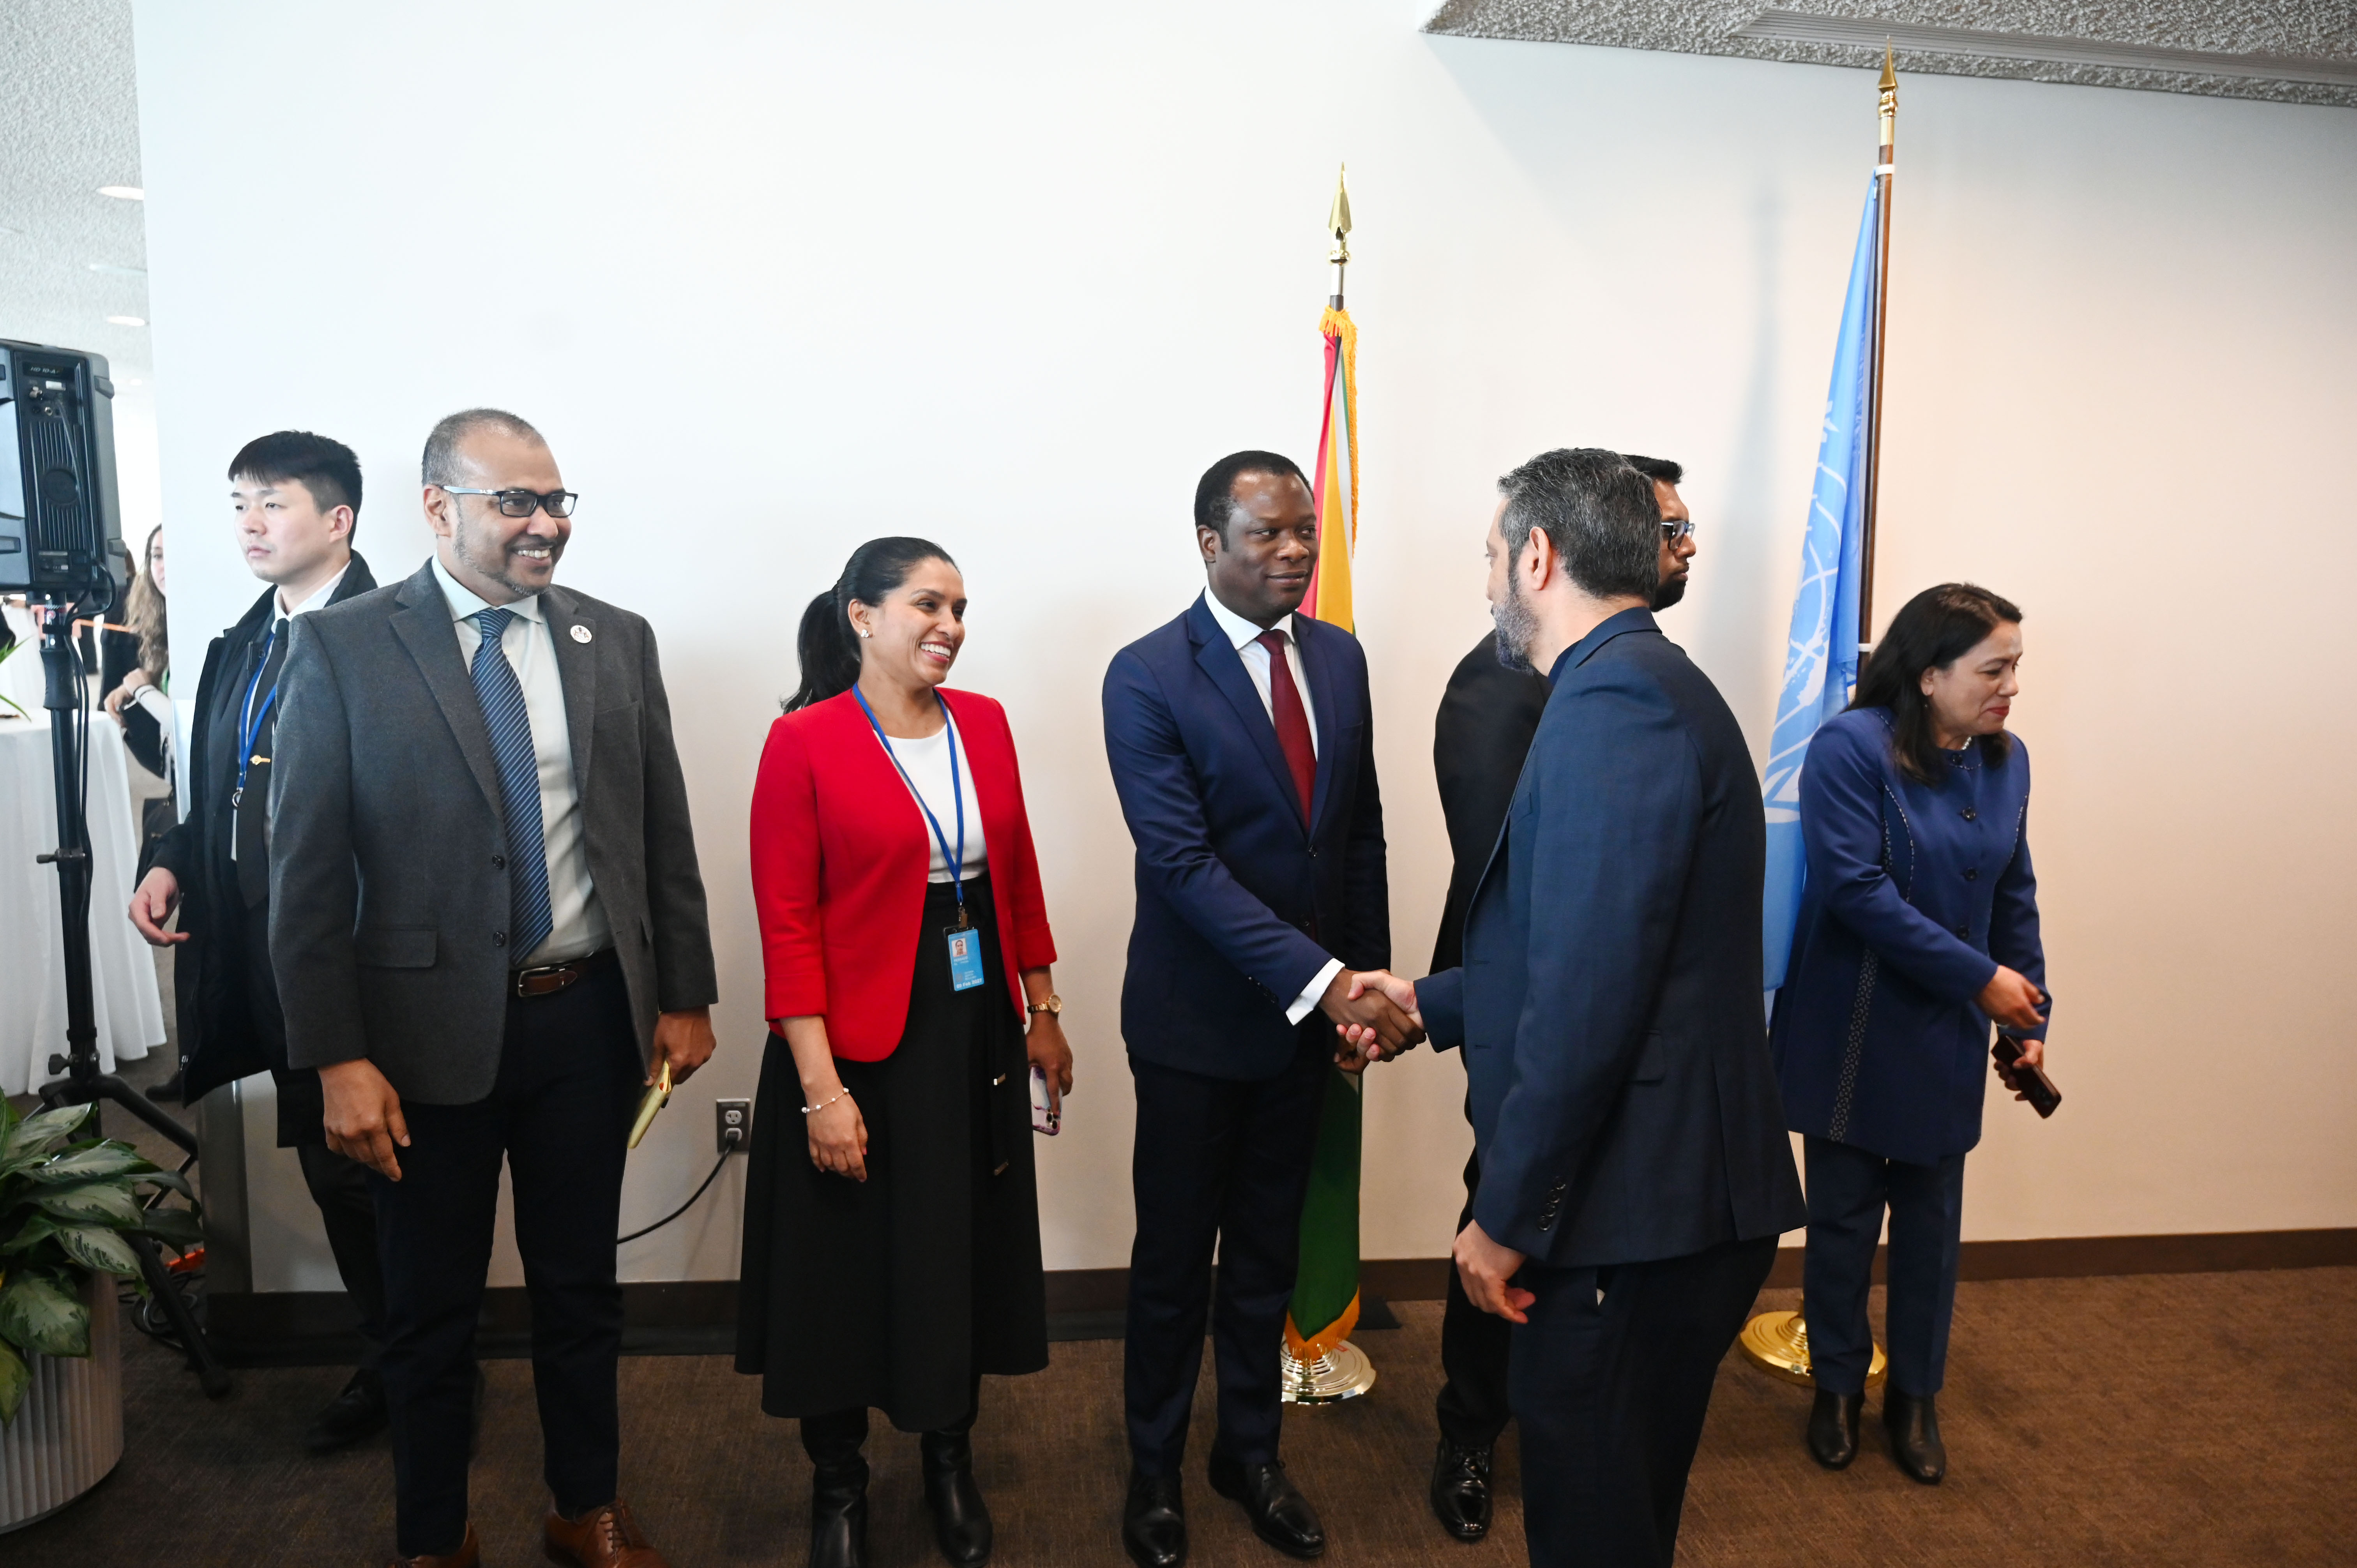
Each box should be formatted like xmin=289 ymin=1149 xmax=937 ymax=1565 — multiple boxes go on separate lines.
xmin=1421 ymin=453 xmax=1694 ymax=1543
xmin=268 ymin=408 xmax=718 ymax=1568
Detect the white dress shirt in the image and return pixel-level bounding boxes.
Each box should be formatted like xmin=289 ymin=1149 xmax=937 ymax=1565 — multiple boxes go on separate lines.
xmin=1199 ymin=590 xmax=1342 ymax=1024
xmin=233 ymin=563 xmax=352 ymax=864
xmin=433 ymin=555 xmax=611 ymax=966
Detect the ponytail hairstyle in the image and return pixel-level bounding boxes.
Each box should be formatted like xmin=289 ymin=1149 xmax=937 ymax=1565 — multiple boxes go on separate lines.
xmin=1849 ymin=582 xmax=2022 ymax=785
xmin=784 ymin=536 xmax=959 ymax=712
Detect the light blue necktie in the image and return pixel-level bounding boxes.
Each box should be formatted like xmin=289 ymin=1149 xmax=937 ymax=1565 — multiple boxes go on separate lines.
xmin=468 ymin=607 xmax=553 ymax=962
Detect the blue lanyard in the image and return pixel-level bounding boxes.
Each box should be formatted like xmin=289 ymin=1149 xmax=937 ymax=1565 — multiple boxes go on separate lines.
xmin=233 ymin=620 xmax=282 ymax=807
xmin=853 ymin=687 xmax=968 ymax=923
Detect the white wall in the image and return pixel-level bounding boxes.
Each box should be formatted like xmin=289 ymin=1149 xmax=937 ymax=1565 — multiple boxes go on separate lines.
xmin=131 ymin=0 xmax=2357 ymax=1287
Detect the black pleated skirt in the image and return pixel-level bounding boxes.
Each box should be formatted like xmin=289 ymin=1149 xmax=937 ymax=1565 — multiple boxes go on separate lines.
xmin=735 ymin=872 xmax=1049 ymax=1430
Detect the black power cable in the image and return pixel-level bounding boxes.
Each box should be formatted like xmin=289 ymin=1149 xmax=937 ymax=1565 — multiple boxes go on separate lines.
xmin=616 ymin=1125 xmax=744 ymax=1245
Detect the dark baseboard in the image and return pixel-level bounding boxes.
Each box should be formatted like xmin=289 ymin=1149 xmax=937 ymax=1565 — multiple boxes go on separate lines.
xmin=207 ymin=1280 xmax=744 ymax=1367
xmin=200 ymin=1227 xmax=2354 ymax=1367
xmin=1760 ymin=1227 xmax=2357 ymax=1289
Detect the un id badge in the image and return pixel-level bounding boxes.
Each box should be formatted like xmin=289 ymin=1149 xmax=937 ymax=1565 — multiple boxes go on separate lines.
xmin=944 ymin=919 xmax=985 ymax=991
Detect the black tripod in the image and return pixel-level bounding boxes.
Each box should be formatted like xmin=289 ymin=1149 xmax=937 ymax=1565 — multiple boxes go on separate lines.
xmin=32 ymin=594 xmax=231 ymax=1397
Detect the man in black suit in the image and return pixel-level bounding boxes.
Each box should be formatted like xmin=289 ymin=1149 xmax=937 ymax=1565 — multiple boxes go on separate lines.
xmin=1364 ymin=448 xmax=1803 ymax=1568
xmin=270 ymin=409 xmax=718 ymax=1568
xmin=128 ymin=430 xmax=388 ymax=1452
xmin=1424 ymin=455 xmax=1694 ymax=1539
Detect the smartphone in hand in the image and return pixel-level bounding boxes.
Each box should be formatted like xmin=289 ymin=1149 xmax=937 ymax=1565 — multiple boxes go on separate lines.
xmin=1029 ymin=1063 xmax=1060 ymax=1135
xmin=1993 ymin=1035 xmax=2061 ymax=1118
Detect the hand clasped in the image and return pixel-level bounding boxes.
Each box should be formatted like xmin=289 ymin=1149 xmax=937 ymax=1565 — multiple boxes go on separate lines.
xmin=1322 ymin=968 xmax=1424 ymax=1070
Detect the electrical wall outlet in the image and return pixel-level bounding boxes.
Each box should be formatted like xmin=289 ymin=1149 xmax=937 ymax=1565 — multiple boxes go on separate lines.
xmin=714 ymin=1098 xmax=752 ymax=1155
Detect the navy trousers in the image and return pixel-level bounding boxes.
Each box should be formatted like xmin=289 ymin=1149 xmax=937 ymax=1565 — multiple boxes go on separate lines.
xmin=370 ymin=955 xmax=642 ymax=1557
xmin=1122 ymin=1026 xmax=1327 ymax=1476
xmin=1511 ymin=1235 xmax=1777 ymax=1568
xmin=1435 ymin=1136 xmax=1512 ymax=1448
xmin=1801 ymin=1135 xmax=1967 ymax=1398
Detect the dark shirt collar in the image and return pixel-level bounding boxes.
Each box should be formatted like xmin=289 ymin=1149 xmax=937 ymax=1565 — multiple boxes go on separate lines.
xmin=1546 ymin=605 xmax=1657 ymax=687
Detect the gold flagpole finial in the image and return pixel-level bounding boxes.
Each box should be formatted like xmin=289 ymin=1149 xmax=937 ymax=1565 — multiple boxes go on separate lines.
xmin=1878 ymin=41 xmax=1897 ymax=147
xmin=1326 ymin=164 xmax=1352 ymax=308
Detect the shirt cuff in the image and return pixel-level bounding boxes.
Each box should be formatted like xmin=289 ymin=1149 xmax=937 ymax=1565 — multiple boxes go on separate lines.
xmin=1287 ymin=958 xmax=1345 ymax=1027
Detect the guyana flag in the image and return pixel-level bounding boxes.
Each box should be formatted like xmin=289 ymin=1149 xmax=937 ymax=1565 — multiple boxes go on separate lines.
xmin=1286 ymin=302 xmax=1363 ymax=1364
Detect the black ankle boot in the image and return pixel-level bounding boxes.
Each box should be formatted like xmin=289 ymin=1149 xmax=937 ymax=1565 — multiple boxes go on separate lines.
xmin=807 ymin=1439 xmax=869 ymax=1568
xmin=1807 ymin=1389 xmax=1861 ymax=1470
xmin=921 ymin=1429 xmax=993 ymax=1567
xmin=1882 ymin=1390 xmax=1946 ymax=1484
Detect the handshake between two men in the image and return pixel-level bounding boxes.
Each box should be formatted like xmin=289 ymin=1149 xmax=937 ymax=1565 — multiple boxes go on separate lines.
xmin=1318 ymin=969 xmax=1425 ymax=1070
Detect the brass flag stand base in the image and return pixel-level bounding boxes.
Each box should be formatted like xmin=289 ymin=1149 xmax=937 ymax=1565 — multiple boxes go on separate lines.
xmin=1739 ymin=1312 xmax=1887 ymax=1389
xmin=1279 ymin=1342 xmax=1376 ymax=1405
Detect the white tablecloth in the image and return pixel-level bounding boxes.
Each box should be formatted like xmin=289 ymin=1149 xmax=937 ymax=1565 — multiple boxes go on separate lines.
xmin=0 ymin=710 xmax=166 ymax=1095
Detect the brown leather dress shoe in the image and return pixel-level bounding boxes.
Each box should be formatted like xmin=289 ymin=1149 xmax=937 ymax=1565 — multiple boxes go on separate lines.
xmin=544 ymin=1499 xmax=672 ymax=1568
xmin=389 ymin=1521 xmax=479 ymax=1568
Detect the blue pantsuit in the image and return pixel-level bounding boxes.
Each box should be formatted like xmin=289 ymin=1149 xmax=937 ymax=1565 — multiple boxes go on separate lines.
xmin=1770 ymin=708 xmax=2049 ymax=1399
xmin=1800 ymin=1137 xmax=1965 ymax=1397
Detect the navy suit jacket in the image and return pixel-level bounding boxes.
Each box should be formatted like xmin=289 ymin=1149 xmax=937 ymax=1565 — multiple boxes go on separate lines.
xmin=1420 ymin=609 xmax=1804 ymax=1266
xmin=1103 ymin=593 xmax=1389 ymax=1081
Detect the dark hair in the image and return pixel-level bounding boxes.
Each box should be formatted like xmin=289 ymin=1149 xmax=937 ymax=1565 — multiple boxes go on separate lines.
xmin=1193 ymin=450 xmax=1309 ymax=544
xmin=1851 ymin=583 xmax=2023 ymax=784
xmin=1622 ymin=453 xmax=1684 ymax=487
xmin=421 ymin=408 xmax=545 ymax=488
xmin=1496 ymin=448 xmax=1660 ymax=600
xmin=228 ymin=430 xmax=363 ymax=537
xmin=785 ymin=537 xmax=959 ymax=712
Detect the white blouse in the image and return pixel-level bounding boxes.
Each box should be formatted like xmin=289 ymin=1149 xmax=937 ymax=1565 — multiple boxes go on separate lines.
xmin=875 ymin=721 xmax=989 ymax=882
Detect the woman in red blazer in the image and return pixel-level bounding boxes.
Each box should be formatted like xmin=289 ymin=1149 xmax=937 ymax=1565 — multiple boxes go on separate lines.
xmin=739 ymin=536 xmax=1070 ymax=1568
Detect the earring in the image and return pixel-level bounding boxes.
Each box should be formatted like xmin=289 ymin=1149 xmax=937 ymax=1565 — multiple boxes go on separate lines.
xmin=857 ymin=629 xmax=871 ymax=639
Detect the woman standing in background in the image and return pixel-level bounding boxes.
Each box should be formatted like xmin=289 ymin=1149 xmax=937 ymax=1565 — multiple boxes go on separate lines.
xmin=1771 ymin=583 xmax=2052 ymax=1485
xmin=104 ymin=526 xmax=176 ymax=858
xmin=740 ymin=537 xmax=1072 ymax=1568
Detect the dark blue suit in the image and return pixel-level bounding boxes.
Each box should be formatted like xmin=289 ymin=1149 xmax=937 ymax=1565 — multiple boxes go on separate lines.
xmin=1102 ymin=592 xmax=1388 ymax=1473
xmin=1770 ymin=708 xmax=2049 ymax=1397
xmin=1420 ymin=609 xmax=1803 ymax=1568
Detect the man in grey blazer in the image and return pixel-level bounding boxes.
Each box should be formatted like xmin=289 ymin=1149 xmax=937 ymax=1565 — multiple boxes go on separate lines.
xmin=270 ymin=408 xmax=717 ymax=1568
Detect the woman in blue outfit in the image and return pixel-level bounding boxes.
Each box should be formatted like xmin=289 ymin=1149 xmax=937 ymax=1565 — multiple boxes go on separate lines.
xmin=1770 ymin=583 xmax=2052 ymax=1485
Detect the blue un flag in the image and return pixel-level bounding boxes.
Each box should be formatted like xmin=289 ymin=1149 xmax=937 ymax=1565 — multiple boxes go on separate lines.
xmin=1762 ymin=174 xmax=1882 ymax=992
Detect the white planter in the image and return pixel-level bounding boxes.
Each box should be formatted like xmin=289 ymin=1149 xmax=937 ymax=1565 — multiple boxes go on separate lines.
xmin=0 ymin=1275 xmax=125 ymax=1533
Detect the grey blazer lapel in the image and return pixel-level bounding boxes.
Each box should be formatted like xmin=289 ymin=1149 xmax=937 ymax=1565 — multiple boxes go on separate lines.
xmin=388 ymin=563 xmax=506 ymax=820
xmin=541 ymin=586 xmax=598 ymax=792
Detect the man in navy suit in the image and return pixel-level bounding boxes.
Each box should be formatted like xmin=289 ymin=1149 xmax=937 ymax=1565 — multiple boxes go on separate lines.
xmin=1361 ymin=449 xmax=1804 ymax=1568
xmin=1103 ymin=450 xmax=1419 ymax=1568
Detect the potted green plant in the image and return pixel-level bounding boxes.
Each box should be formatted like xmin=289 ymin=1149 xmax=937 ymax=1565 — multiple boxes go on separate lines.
xmin=0 ymin=1098 xmax=202 ymax=1530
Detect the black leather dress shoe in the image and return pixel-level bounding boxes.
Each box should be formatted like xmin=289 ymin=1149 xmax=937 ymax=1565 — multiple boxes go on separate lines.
xmin=1882 ymin=1390 xmax=1946 ymax=1484
xmin=921 ymin=1430 xmax=993 ymax=1567
xmin=304 ymin=1367 xmax=388 ymax=1453
xmin=1122 ymin=1469 xmax=1186 ymax=1568
xmin=1207 ymin=1453 xmax=1325 ymax=1559
xmin=1807 ymin=1389 xmax=1861 ymax=1470
xmin=1428 ymin=1437 xmax=1493 ymax=1540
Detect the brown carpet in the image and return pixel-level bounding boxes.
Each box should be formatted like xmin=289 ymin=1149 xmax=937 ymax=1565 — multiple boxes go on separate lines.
xmin=14 ymin=1266 xmax=2354 ymax=1565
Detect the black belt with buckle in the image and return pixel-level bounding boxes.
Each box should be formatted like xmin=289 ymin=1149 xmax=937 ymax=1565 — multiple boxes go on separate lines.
xmin=511 ymin=947 xmax=615 ymax=1000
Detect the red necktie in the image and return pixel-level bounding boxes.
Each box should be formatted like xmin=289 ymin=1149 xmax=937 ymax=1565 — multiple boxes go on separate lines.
xmin=1256 ymin=629 xmax=1316 ymax=825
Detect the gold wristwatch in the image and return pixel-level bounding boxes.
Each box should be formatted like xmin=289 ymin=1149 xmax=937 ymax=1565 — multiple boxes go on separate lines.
xmin=1027 ymin=994 xmax=1063 ymax=1015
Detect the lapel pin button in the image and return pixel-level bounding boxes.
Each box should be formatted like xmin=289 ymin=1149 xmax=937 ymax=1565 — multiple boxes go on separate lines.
xmin=570 ymin=624 xmax=593 ymax=643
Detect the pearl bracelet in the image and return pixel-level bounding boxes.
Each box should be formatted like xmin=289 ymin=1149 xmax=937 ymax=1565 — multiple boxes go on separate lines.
xmin=802 ymin=1087 xmax=850 ymax=1116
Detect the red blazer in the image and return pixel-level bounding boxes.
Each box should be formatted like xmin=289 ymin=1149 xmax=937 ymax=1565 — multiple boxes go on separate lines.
xmin=749 ymin=687 xmax=1057 ymax=1061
